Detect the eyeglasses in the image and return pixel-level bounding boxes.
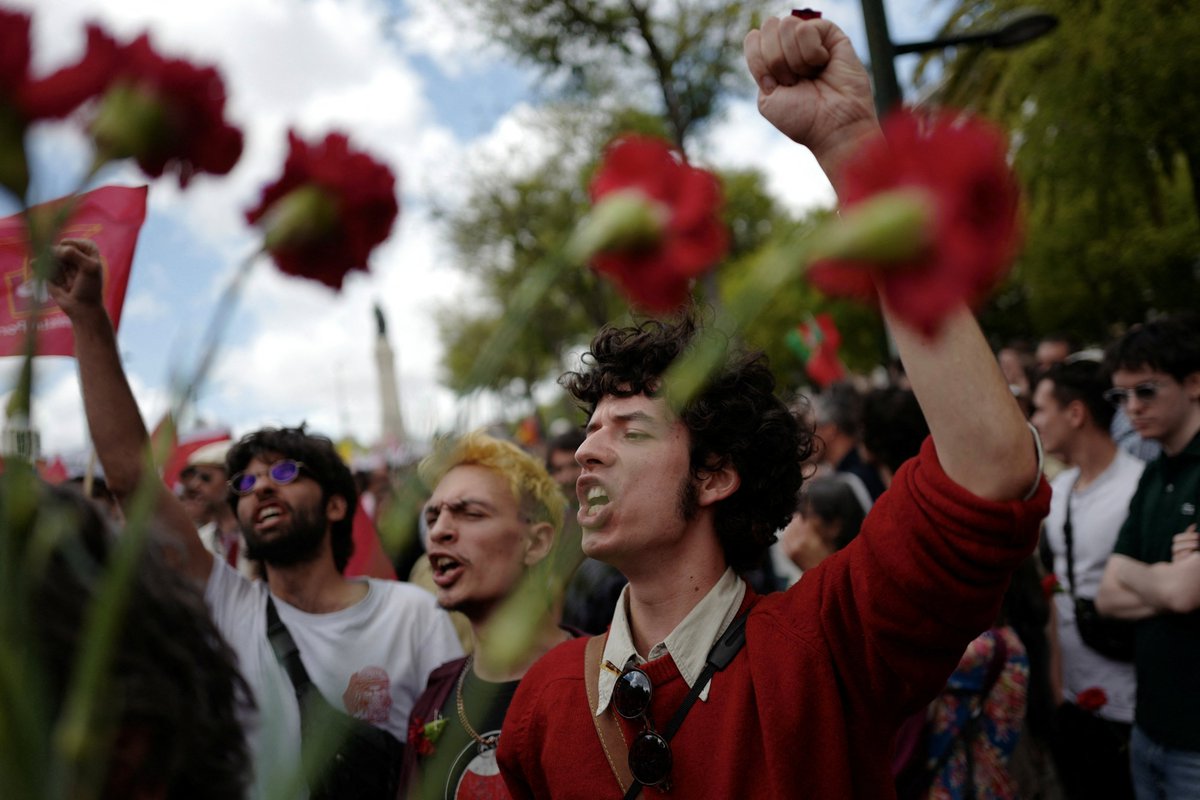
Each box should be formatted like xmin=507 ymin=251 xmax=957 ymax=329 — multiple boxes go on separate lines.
xmin=612 ymin=666 xmax=672 ymax=788
xmin=228 ymin=459 xmax=306 ymax=496
xmin=1103 ymin=382 xmax=1163 ymax=407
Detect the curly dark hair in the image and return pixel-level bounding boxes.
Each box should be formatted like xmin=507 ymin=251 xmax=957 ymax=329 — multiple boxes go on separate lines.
xmin=30 ymin=482 xmax=253 ymax=799
xmin=1104 ymin=313 xmax=1200 ymax=384
xmin=560 ymin=315 xmax=812 ymax=571
xmin=226 ymin=425 xmax=358 ymax=573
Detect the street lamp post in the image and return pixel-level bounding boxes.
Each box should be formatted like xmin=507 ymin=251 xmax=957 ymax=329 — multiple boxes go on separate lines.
xmin=858 ymin=2 xmax=1060 ymax=117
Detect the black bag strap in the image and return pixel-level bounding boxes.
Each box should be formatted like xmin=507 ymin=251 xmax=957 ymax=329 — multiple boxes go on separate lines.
xmin=267 ymin=596 xmax=314 ymax=704
xmin=1062 ymin=475 xmax=1082 ymax=601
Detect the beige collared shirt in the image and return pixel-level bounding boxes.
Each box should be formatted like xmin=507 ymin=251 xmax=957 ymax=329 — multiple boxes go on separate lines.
xmin=595 ymin=567 xmax=746 ymax=715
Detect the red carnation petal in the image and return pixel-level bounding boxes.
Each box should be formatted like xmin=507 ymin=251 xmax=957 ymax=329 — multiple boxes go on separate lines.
xmin=587 ymin=134 xmax=727 ymax=313
xmin=822 ymin=108 xmax=1022 ymax=335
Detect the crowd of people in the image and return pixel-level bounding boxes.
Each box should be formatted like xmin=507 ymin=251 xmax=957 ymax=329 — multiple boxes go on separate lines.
xmin=16 ymin=12 xmax=1200 ymax=800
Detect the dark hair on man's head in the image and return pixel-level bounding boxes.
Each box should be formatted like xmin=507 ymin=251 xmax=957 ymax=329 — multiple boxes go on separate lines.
xmin=545 ymin=428 xmax=586 ymax=466
xmin=1038 ymin=360 xmax=1116 ymax=431
xmin=560 ymin=315 xmax=812 ymax=571
xmin=226 ymin=425 xmax=358 ymax=573
xmin=811 ymin=382 xmax=864 ymax=437
xmin=861 ymin=387 xmax=929 ymax=475
xmin=30 ymin=482 xmax=252 ymax=798
xmin=798 ymin=476 xmax=866 ymax=552
xmin=1104 ymin=313 xmax=1200 ymax=384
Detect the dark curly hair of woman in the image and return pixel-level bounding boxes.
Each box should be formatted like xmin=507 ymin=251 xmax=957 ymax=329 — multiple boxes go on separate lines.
xmin=28 ymin=482 xmax=253 ymax=799
xmin=561 ymin=315 xmax=813 ymax=571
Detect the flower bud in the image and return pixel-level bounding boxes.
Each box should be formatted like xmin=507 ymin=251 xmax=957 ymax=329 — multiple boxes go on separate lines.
xmin=811 ymin=189 xmax=934 ymax=266
xmin=565 ymin=189 xmax=669 ymax=265
xmin=257 ymin=184 xmax=339 ymax=252
xmin=89 ymin=82 xmax=169 ymax=164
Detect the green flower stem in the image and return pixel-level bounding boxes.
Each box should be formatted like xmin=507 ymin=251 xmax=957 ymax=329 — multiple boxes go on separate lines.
xmin=663 ymin=189 xmax=931 ymax=412
xmin=168 ymin=245 xmax=262 ymax=426
xmin=462 ymin=252 xmax=571 ymax=391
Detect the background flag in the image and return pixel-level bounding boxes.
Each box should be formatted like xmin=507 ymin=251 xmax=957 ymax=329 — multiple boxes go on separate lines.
xmin=0 ymin=185 xmax=148 ymax=357
xmin=785 ymin=313 xmax=847 ymax=389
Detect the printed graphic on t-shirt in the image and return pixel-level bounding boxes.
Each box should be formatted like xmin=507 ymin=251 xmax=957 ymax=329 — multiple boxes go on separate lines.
xmin=446 ymin=733 xmax=509 ymax=800
xmin=342 ymin=666 xmax=393 ymax=723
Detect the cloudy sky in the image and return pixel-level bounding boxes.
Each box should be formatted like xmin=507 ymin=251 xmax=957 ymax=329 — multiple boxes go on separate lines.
xmin=3 ymin=0 xmax=948 ymax=460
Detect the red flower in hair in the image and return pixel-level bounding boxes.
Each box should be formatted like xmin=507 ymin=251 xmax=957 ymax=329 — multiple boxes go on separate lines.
xmin=1075 ymin=686 xmax=1108 ymax=713
xmin=88 ymin=33 xmax=242 ymax=186
xmin=808 ymin=109 xmax=1022 ymax=336
xmin=586 ymin=135 xmax=728 ymax=314
xmin=245 ymin=131 xmax=399 ymax=291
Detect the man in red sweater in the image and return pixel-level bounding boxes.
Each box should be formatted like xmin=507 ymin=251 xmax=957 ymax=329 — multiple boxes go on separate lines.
xmin=497 ymin=13 xmax=1049 ymax=799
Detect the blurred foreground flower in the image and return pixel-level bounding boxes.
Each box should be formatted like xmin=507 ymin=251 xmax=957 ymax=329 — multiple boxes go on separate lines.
xmin=246 ymin=131 xmax=399 ymax=290
xmin=1075 ymin=686 xmax=1108 ymax=713
xmin=88 ymin=32 xmax=242 ymax=186
xmin=569 ymin=134 xmax=728 ymax=314
xmin=0 ymin=11 xmax=113 ymax=196
xmin=809 ymin=109 xmax=1022 ymax=336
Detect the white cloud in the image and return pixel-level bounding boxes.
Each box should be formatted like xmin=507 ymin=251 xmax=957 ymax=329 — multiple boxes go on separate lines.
xmin=699 ymin=100 xmax=837 ymax=216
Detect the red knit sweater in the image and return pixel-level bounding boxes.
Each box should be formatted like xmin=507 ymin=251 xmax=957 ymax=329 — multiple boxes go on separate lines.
xmin=497 ymin=438 xmax=1049 ymax=798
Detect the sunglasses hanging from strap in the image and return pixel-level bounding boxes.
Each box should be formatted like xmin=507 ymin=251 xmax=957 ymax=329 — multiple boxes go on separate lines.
xmin=584 ymin=610 xmax=749 ymax=800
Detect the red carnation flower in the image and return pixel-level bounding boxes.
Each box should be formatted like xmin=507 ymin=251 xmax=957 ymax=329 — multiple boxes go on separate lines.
xmin=245 ymin=130 xmax=399 ymax=291
xmin=88 ymin=32 xmax=242 ymax=187
xmin=808 ymin=109 xmax=1022 ymax=336
xmin=1041 ymin=573 xmax=1059 ymax=600
xmin=407 ymin=717 xmax=435 ymax=756
xmin=1075 ymin=686 xmax=1108 ymax=713
xmin=791 ymin=9 xmax=823 ymax=20
xmin=0 ymin=12 xmax=117 ymax=195
xmin=586 ymin=135 xmax=728 ymax=314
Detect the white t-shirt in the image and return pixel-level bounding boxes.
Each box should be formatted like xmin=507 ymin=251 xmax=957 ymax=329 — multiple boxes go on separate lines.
xmin=206 ymin=560 xmax=463 ymax=796
xmin=1045 ymin=449 xmax=1144 ymax=722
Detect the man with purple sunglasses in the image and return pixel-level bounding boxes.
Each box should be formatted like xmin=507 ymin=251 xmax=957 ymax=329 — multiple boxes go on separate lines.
xmin=48 ymin=240 xmax=462 ymax=800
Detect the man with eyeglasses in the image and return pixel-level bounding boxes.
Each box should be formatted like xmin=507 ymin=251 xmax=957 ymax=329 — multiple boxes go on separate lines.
xmin=47 ymin=239 xmax=462 ymax=799
xmin=496 ymin=18 xmax=1047 ymax=799
xmin=1096 ymin=314 xmax=1200 ymax=799
xmin=1032 ymin=360 xmax=1142 ymax=799
xmin=398 ymin=431 xmax=573 ymax=799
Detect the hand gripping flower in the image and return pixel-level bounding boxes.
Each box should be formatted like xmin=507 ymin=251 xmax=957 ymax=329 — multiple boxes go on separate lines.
xmin=246 ymin=130 xmax=399 ymax=290
xmin=568 ymin=134 xmax=728 ymax=314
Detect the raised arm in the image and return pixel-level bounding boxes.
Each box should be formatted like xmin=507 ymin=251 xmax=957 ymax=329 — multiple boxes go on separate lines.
xmin=745 ymin=15 xmax=1037 ymax=500
xmin=49 ymin=238 xmax=214 ymax=585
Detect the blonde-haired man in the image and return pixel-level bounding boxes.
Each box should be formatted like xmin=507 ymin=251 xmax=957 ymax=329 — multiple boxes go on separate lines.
xmin=399 ymin=431 xmax=570 ymax=799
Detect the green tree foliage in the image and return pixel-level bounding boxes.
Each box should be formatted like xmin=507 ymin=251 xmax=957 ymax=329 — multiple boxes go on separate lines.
xmin=455 ymin=0 xmax=760 ymax=148
xmin=915 ymin=0 xmax=1200 ymax=345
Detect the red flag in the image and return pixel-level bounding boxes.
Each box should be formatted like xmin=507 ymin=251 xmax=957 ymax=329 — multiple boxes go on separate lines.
xmin=0 ymin=185 xmax=147 ymax=357
xmin=345 ymin=504 xmax=397 ymax=580
xmin=37 ymin=455 xmax=69 ymax=484
xmin=785 ymin=313 xmax=847 ymax=389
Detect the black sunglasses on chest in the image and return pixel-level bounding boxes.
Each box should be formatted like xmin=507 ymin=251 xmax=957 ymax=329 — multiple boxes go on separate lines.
xmin=613 ymin=666 xmax=673 ymax=788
